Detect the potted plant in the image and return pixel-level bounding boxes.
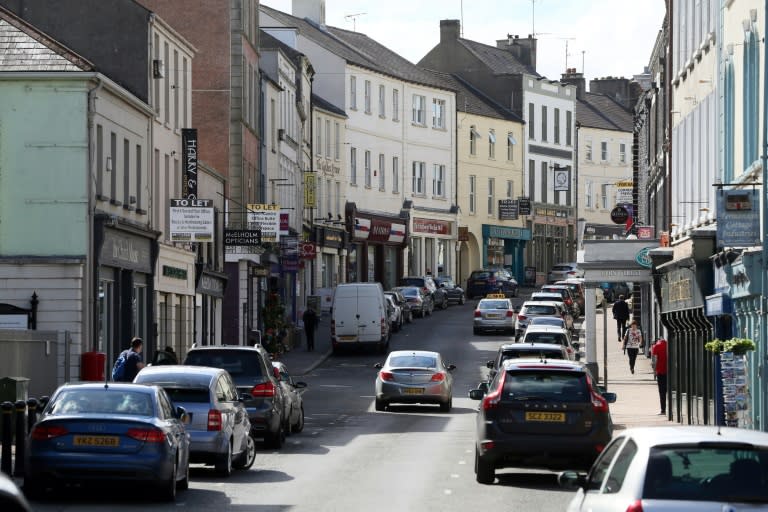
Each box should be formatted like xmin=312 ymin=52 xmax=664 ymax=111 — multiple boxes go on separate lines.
xmin=704 ymin=337 xmax=756 ymax=355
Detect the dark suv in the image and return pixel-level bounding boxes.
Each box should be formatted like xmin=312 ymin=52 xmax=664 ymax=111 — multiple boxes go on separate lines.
xmin=184 ymin=344 xmax=287 ymax=448
xmin=466 ymin=269 xmax=518 ymax=299
xmin=469 ymin=359 xmax=617 ymax=484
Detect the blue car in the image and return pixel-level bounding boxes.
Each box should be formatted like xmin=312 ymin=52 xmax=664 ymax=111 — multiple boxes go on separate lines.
xmin=466 ymin=269 xmax=519 ymax=299
xmin=26 ymin=383 xmax=190 ymax=502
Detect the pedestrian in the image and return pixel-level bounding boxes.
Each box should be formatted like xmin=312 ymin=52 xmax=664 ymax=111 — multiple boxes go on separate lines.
xmin=302 ymin=307 xmax=318 ymax=351
xmin=622 ymin=320 xmax=643 ymax=374
xmin=650 ymin=338 xmax=668 ymax=415
xmin=157 ymin=345 xmax=177 ymax=365
xmin=111 ymin=337 xmax=145 ymax=382
xmin=612 ymin=294 xmax=630 ymax=341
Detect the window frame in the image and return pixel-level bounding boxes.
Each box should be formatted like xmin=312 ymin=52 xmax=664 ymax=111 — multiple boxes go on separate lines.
xmin=412 ymin=94 xmax=427 ymax=125
xmin=350 ymin=75 xmax=357 ymax=110
xmin=412 ymin=161 xmax=425 ymax=195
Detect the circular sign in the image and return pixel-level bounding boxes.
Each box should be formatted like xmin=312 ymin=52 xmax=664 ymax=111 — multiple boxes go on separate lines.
xmin=610 ymin=206 xmax=629 ymax=225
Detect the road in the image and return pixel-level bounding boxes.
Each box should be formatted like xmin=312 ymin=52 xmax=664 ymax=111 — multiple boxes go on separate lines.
xmin=31 ymin=296 xmax=578 ymax=512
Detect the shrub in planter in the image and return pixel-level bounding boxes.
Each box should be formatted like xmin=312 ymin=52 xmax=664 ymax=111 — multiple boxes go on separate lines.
xmin=704 ymin=337 xmax=756 ymax=355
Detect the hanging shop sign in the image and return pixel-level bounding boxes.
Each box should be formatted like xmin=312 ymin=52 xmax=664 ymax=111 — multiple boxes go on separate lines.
xmin=300 ymin=241 xmax=317 ymax=259
xmin=224 ymin=229 xmax=261 ymax=246
xmin=169 ymin=198 xmax=214 ymax=242
xmin=518 ymin=197 xmax=531 ymax=215
xmin=247 ymin=203 xmax=280 ymax=242
xmin=498 ymin=199 xmax=519 ymax=220
xmin=181 ymin=128 xmax=198 ymax=200
xmin=615 ymin=180 xmax=633 ymax=204
xmin=553 ymin=166 xmax=571 ymax=192
xmin=304 ymin=172 xmax=317 ymax=208
xmin=610 ymin=205 xmax=629 ymax=225
xmin=458 ymin=226 xmax=469 ymax=241
xmin=716 ymin=189 xmax=759 ymax=248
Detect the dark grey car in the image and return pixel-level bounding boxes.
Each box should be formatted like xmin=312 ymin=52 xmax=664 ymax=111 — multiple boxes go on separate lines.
xmin=272 ymin=361 xmax=307 ymax=434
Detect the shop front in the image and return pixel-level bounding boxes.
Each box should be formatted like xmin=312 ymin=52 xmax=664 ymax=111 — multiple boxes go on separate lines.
xmin=409 ymin=217 xmax=455 ymax=280
xmin=156 ymin=245 xmax=196 ymax=360
xmin=195 ymin=266 xmax=227 ymax=346
xmin=345 ymin=203 xmax=407 ymax=288
xmin=481 ymin=225 xmax=531 ymax=284
xmin=315 ymin=225 xmax=346 ymax=289
xmin=527 ymin=204 xmax=576 ymax=284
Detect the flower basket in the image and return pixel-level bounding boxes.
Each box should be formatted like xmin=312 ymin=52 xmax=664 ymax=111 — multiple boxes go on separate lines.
xmin=704 ymin=337 xmax=756 ymax=355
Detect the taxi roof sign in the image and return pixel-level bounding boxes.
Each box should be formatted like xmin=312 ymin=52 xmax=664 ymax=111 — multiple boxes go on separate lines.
xmin=485 ymin=293 xmax=507 ymax=298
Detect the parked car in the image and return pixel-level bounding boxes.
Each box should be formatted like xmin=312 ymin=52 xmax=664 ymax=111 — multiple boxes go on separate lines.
xmin=473 ymin=296 xmax=516 ymax=335
xmin=399 ymin=275 xmax=449 ymax=309
xmin=183 ymin=344 xmax=287 ymax=448
xmin=330 ymin=282 xmax=391 ymax=354
xmin=134 ymin=365 xmax=255 ymax=476
xmin=25 ymin=383 xmax=191 ymax=501
xmin=519 ymin=325 xmax=579 ymax=360
xmin=385 ymin=290 xmax=413 ymax=323
xmin=559 ymin=426 xmax=768 ymax=511
xmin=392 ymin=285 xmax=433 ymax=318
xmin=466 ymin=269 xmax=518 ymax=299
xmin=547 ymin=262 xmax=584 ymax=283
xmin=271 ymin=361 xmax=307 ymax=434
xmin=522 ymin=297 xmax=574 ymax=335
xmin=540 ymin=284 xmax=581 ymax=318
xmin=599 ymin=282 xmax=631 ymax=303
xmin=555 ymin=279 xmax=586 ymax=314
xmin=527 ymin=315 xmax=568 ymax=330
xmin=384 ymin=294 xmax=404 ymax=332
xmin=469 ymin=359 xmax=617 ymax=484
xmin=515 ymin=301 xmax=567 ymax=340
xmin=1 ymin=472 xmax=30 ymax=512
xmin=485 ymin=342 xmax=570 ymax=382
xmin=374 ymin=350 xmax=456 ymax=412
xmin=434 ymin=276 xmax=466 ymax=305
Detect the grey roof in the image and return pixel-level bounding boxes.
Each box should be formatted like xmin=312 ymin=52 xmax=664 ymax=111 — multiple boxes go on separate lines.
xmin=312 ymin=93 xmax=346 ymax=117
xmin=422 ymin=69 xmax=523 ymax=123
xmin=260 ymin=5 xmax=452 ymax=91
xmin=259 ymin=29 xmax=304 ymax=64
xmin=577 ymin=92 xmax=633 ymax=132
xmin=458 ymin=38 xmax=539 ymax=77
xmin=0 ymin=8 xmax=92 ymax=71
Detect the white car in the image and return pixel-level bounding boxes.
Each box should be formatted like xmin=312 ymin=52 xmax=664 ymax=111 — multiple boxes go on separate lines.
xmin=473 ymin=296 xmax=516 ymax=335
xmin=559 ymin=426 xmax=768 ymax=511
xmin=384 ymin=294 xmax=403 ymax=332
xmin=519 ymin=325 xmax=579 ymax=360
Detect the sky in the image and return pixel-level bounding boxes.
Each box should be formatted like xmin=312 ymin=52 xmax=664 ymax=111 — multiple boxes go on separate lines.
xmin=260 ymin=0 xmax=666 ymax=85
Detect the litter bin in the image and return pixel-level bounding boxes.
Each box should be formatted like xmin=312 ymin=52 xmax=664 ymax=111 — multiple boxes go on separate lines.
xmin=81 ymin=351 xmax=107 ymax=381
xmin=0 ymin=377 xmax=30 ymax=403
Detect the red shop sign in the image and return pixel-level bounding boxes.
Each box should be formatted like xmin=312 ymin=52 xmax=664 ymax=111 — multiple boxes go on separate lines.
xmin=413 ymin=217 xmax=450 ymax=235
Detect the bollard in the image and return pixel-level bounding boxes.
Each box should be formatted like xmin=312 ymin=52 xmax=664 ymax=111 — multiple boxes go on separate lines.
xmin=14 ymin=400 xmax=26 ymax=477
xmin=26 ymin=398 xmax=38 ymax=435
xmin=1 ymin=401 xmax=13 ymax=476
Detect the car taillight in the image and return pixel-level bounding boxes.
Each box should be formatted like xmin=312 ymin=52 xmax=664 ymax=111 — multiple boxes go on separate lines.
xmin=482 ymin=371 xmax=506 ymax=410
xmin=422 ymin=287 xmax=429 ymax=295
xmin=517 ymin=314 xmax=527 ymax=321
xmin=586 ymin=378 xmax=608 ymax=413
xmin=381 ymin=317 xmax=386 ymax=333
xmin=380 ymin=371 xmax=394 ymax=381
xmin=506 ymin=310 xmax=514 ymax=317
xmin=565 ymin=298 xmax=572 ymax=306
xmin=207 ymin=409 xmax=223 ymax=431
xmin=31 ymin=425 xmax=68 ymax=440
xmin=474 ymin=310 xmax=481 ymax=317
xmin=430 ymin=372 xmax=446 ymax=382
xmin=127 ymin=427 xmax=166 ymax=442
xmin=250 ymin=381 xmax=276 ymax=398
xmin=625 ymin=500 xmax=644 ymax=512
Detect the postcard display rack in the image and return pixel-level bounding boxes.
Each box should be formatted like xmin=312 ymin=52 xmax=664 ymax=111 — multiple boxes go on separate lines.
xmin=721 ymin=352 xmax=751 ymax=428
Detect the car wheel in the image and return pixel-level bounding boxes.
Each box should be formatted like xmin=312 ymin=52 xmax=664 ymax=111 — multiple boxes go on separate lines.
xmin=215 ymin=440 xmax=233 ymax=477
xmin=375 ymin=398 xmax=387 ymax=411
xmin=160 ymin=458 xmax=178 ymax=501
xmin=440 ymin=397 xmax=452 ymax=412
xmin=475 ymin=449 xmax=495 ymax=484
xmin=292 ymin=405 xmax=305 ymax=433
xmin=265 ymin=422 xmax=285 ymax=449
xmin=234 ymin=434 xmax=256 ymax=470
xmin=24 ymin=476 xmax=46 ymax=501
xmin=442 ymin=298 xmax=448 ymax=310
xmin=178 ymin=456 xmax=190 ymax=490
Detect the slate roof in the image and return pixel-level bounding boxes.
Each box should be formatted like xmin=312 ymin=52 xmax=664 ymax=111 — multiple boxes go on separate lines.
xmin=577 ymin=92 xmax=633 ymax=132
xmin=312 ymin=93 xmax=346 ymax=117
xmin=458 ymin=38 xmax=539 ymax=77
xmin=422 ymin=69 xmax=523 ymax=123
xmin=0 ymin=7 xmax=92 ymax=71
xmin=259 ymin=29 xmax=304 ymax=63
xmin=260 ymin=5 xmax=452 ymax=91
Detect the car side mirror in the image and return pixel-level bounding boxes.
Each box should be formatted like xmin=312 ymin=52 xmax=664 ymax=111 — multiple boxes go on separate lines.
xmin=447 ymin=364 xmax=456 ymax=371
xmin=468 ymin=388 xmax=485 ymax=400
xmin=486 ymin=361 xmax=494 ymax=369
xmin=176 ymin=406 xmax=189 ymax=423
xmin=557 ymin=471 xmax=587 ymax=490
xmin=294 ymin=381 xmax=308 ymax=389
xmin=374 ymin=363 xmax=383 ymax=369
xmin=602 ymin=392 xmax=617 ymax=404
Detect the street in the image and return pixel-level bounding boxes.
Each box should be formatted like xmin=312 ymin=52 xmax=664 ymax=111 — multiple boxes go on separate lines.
xmin=30 ymin=298 xmax=576 ymax=512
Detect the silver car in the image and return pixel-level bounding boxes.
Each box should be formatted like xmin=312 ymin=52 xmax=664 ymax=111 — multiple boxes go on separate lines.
xmin=271 ymin=361 xmax=308 ymax=434
xmin=515 ymin=300 xmax=568 ymax=340
xmin=374 ymin=350 xmax=456 ymax=412
xmin=520 ymin=325 xmax=579 ymax=360
xmin=473 ymin=296 xmax=516 ymax=335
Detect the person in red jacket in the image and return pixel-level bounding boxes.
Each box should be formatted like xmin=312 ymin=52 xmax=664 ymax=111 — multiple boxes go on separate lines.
xmin=650 ymin=338 xmax=668 ymax=415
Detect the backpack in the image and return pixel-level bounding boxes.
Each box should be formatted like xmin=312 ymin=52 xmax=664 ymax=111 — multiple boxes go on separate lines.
xmin=111 ymin=350 xmax=129 ymax=381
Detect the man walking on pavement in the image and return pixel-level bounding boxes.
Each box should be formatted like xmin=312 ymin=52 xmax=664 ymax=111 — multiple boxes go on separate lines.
xmin=650 ymin=338 xmax=668 ymax=415
xmin=612 ymin=294 xmax=630 ymax=341
xmin=302 ymin=306 xmax=318 ymax=351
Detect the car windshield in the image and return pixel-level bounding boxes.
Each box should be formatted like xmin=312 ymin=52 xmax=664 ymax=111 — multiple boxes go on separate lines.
xmin=502 ymin=350 xmax=564 ymax=360
xmin=185 ymin=351 xmax=263 ymax=379
xmin=399 ymin=287 xmax=419 ymax=297
xmin=643 ymin=446 xmax=768 ymax=502
xmin=502 ymin=371 xmax=587 ymax=402
xmin=49 ymin=389 xmax=154 ymax=416
xmin=479 ymin=300 xmax=510 ymax=310
xmin=470 ymin=272 xmax=491 ymax=280
xmin=401 ymin=278 xmax=424 ymax=286
xmin=389 ymin=355 xmax=437 ymax=368
xmin=523 ymin=305 xmax=558 ymax=315
xmin=530 ymin=317 xmax=564 ymax=327
xmin=524 ymin=332 xmax=568 ymax=346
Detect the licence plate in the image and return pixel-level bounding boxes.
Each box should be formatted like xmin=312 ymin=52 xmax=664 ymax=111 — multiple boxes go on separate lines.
xmin=525 ymin=412 xmax=565 ymax=422
xmin=73 ymin=435 xmax=120 ymax=447
xmin=486 ymin=314 xmax=501 ymax=319
xmin=403 ymin=388 xmax=424 ymax=395
xmin=338 ymin=335 xmax=357 ymax=341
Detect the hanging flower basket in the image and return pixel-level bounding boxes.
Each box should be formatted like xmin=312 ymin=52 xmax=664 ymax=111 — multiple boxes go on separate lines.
xmin=704 ymin=337 xmax=756 ymax=355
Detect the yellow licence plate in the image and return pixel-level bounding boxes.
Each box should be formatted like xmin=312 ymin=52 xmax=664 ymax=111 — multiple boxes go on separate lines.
xmin=525 ymin=412 xmax=565 ymax=422
xmin=73 ymin=435 xmax=120 ymax=447
xmin=486 ymin=314 xmax=501 ymax=318
xmin=338 ymin=335 xmax=357 ymax=341
xmin=403 ymin=388 xmax=424 ymax=395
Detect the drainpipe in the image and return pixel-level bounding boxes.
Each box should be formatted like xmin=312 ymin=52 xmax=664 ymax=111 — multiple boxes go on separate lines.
xmin=761 ymin=0 xmax=768 ymax=432
xmin=87 ymin=76 xmax=104 ymax=358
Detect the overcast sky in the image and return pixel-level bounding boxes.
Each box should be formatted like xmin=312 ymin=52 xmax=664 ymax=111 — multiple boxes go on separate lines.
xmin=260 ymin=0 xmax=666 ymax=85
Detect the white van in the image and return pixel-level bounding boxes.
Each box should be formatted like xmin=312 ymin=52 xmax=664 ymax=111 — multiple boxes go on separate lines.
xmin=330 ymin=283 xmax=390 ymax=354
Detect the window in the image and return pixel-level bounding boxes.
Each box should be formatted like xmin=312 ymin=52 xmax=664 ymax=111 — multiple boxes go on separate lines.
xmin=541 ymin=105 xmax=548 ymax=141
xmin=334 ymin=122 xmax=340 ymax=159
xmin=123 ymin=138 xmax=130 ymax=206
xmin=432 ymin=99 xmax=446 ymax=129
xmin=392 ymin=89 xmax=399 ymax=121
xmin=433 ymin=164 xmax=445 ymax=197
xmin=469 ymin=175 xmax=476 ymax=213
xmin=528 ymin=103 xmax=535 ymax=139
xmin=540 ymin=162 xmax=548 ymax=203
xmin=270 ymin=99 xmax=276 ymax=150
xmin=316 ymin=116 xmax=322 ymax=155
xmin=96 ymin=124 xmax=103 ymax=197
xmin=350 ymin=147 xmax=357 ymax=185
xmin=507 ymin=132 xmax=516 ymax=161
xmin=335 ymin=181 xmax=341 ymax=215
xmin=566 ymin=110 xmax=573 ymax=145
xmin=135 ymin=144 xmax=142 ymax=211
xmin=487 ymin=178 xmax=495 ymax=215
xmin=528 ymin=159 xmax=535 ymax=201
xmin=585 ymin=438 xmax=625 ymax=491
xmin=164 ymin=42 xmax=170 ymax=124
xmin=619 ymin=143 xmax=626 ymax=163
xmin=364 ymin=80 xmax=371 ymax=114
xmin=470 ymin=125 xmax=480 ymax=155
xmin=601 ymin=141 xmax=608 ymax=161
xmin=392 ymin=156 xmax=399 ymax=193
xmin=379 ymin=153 xmax=385 ymax=190
xmin=325 ymin=119 xmax=331 ymax=156
xmin=365 ymin=150 xmax=372 ymax=187
xmin=412 ymin=94 xmax=426 ymax=125
xmin=489 ymin=130 xmax=496 ymax=159
xmin=586 ymin=140 xmax=593 ymax=161
xmin=585 ymin=181 xmax=593 ymax=208
xmin=379 ymin=84 xmax=385 ymax=117
xmin=326 ymin=178 xmax=332 ymax=219
xmin=603 ymin=440 xmax=638 ymax=494
xmin=412 ymin=161 xmax=425 ymax=194
xmin=350 ymin=76 xmax=357 ymax=110
xmin=554 ymin=108 xmax=560 ymax=144
xmin=601 ymin=184 xmax=609 ymax=209
xmin=506 ymin=180 xmax=513 ymax=198
xmin=173 ymin=50 xmax=179 ymax=129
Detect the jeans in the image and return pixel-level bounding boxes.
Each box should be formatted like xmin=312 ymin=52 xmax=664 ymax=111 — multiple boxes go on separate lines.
xmin=627 ymin=347 xmax=639 ymax=372
xmin=657 ymin=373 xmax=667 ymax=413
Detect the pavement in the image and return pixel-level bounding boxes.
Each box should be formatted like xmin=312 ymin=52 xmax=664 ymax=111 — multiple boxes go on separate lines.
xmin=277 ymin=304 xmax=671 ymax=430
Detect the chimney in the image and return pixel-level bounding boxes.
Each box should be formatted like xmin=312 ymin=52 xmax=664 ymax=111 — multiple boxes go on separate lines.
xmin=440 ymin=19 xmax=461 ymax=42
xmin=590 ymin=76 xmax=634 ymax=110
xmin=560 ymin=67 xmax=585 ymax=99
xmin=496 ymin=34 xmax=537 ymax=71
xmin=292 ymin=0 xmax=326 ymax=25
